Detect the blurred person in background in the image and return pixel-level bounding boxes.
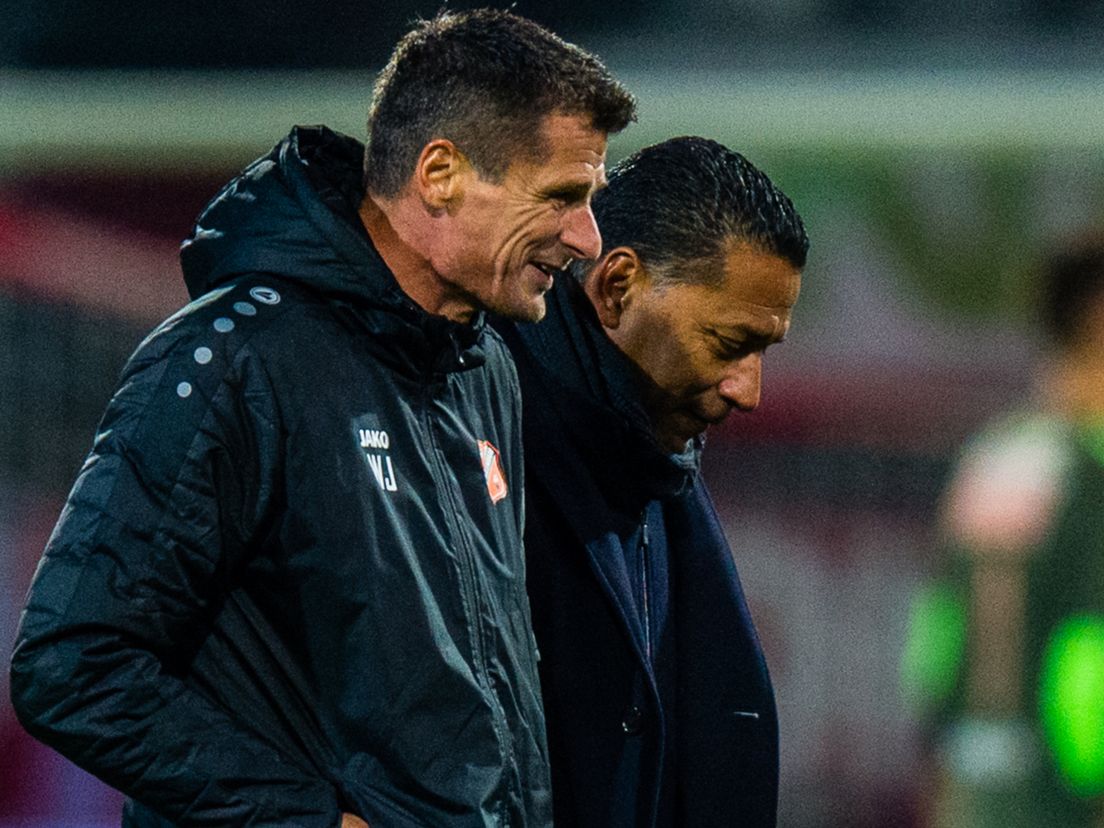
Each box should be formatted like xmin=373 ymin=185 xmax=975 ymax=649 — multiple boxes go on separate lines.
xmin=9 ymin=9 xmax=634 ymax=828
xmin=494 ymin=137 xmax=808 ymax=827
xmin=902 ymin=232 xmax=1104 ymax=827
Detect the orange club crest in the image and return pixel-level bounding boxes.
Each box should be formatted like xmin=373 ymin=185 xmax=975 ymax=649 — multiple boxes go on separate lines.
xmin=477 ymin=440 xmax=508 ymax=503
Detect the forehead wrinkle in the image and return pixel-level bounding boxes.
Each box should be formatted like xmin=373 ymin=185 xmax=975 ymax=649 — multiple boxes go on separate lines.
xmin=532 ymin=152 xmax=605 ymax=188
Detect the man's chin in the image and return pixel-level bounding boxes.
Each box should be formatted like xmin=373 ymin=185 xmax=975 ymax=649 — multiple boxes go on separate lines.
xmin=522 ymin=296 xmax=548 ymax=322
xmin=655 ymin=429 xmax=698 ymax=454
xmin=654 ymin=414 xmax=711 ymax=452
xmin=491 ymin=294 xmax=547 ymax=323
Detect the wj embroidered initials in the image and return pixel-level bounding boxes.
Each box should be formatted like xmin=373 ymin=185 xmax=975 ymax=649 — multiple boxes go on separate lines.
xmin=366 ymin=453 xmax=398 ymax=492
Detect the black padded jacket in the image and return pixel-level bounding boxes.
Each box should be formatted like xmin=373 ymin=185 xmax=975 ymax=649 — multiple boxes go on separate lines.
xmin=10 ymin=126 xmax=551 ymax=828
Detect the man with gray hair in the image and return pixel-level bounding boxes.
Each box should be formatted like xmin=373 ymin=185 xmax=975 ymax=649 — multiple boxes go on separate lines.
xmin=495 ymin=136 xmax=808 ymax=826
xmin=11 ymin=10 xmax=633 ymax=827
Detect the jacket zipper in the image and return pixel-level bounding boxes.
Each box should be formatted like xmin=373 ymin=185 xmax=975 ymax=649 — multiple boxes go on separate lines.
xmin=420 ymin=376 xmax=518 ymax=823
xmin=640 ymin=511 xmax=652 ymax=664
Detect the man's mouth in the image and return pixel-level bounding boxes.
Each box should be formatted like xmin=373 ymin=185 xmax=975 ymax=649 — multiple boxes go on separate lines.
xmin=700 ymin=413 xmax=731 ymax=428
xmin=531 ymin=260 xmax=570 ymax=279
xmin=683 ymin=409 xmax=728 ymax=430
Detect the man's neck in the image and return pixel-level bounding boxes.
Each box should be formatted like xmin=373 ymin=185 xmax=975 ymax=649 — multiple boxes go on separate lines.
xmin=358 ymin=194 xmax=475 ymax=323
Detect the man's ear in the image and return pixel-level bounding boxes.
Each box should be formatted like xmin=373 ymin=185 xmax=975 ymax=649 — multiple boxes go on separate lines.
xmin=413 ymin=139 xmax=466 ymax=212
xmin=584 ymin=247 xmax=645 ymax=329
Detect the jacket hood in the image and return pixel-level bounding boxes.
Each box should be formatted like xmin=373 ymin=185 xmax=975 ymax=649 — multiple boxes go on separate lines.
xmin=182 ymin=126 xmax=383 ymax=302
xmin=179 ymin=126 xmax=485 ymax=373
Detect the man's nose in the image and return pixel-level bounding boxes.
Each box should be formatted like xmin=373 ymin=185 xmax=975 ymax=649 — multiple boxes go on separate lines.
xmin=560 ymin=204 xmax=602 ymax=260
xmin=717 ymin=354 xmax=762 ymax=412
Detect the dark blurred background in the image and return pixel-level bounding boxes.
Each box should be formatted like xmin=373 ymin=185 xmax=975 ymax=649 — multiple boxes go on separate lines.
xmin=3 ymin=2 xmax=1104 ymax=825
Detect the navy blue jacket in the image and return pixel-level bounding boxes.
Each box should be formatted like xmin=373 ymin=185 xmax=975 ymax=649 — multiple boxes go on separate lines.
xmin=496 ymin=279 xmax=778 ymax=826
xmin=11 ymin=126 xmax=551 ymax=827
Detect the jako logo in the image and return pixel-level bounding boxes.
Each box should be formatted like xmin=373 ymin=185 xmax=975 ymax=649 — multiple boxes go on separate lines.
xmin=359 ymin=429 xmax=390 ymax=450
xmin=359 ymin=428 xmax=396 ymax=492
xmin=477 ymin=440 xmax=508 ymax=504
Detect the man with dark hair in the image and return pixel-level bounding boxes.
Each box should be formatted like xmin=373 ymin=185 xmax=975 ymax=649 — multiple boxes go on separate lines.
xmin=494 ymin=136 xmax=808 ymax=826
xmin=10 ymin=9 xmax=633 ymax=828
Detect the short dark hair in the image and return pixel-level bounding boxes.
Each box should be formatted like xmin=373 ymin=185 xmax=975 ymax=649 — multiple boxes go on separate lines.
xmin=364 ymin=8 xmax=636 ymax=197
xmin=1040 ymin=232 xmax=1104 ymax=350
xmin=578 ymin=136 xmax=809 ymax=286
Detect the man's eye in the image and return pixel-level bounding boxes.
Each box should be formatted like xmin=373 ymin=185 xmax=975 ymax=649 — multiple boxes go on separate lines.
xmin=545 ymin=189 xmax=587 ymax=205
xmin=718 ymin=334 xmax=743 ymax=348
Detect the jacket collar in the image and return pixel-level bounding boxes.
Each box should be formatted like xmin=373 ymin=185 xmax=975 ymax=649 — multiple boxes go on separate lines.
xmin=507 ymin=276 xmax=701 ymax=516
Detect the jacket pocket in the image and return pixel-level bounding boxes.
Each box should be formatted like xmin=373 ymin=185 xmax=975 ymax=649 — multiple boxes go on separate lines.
xmin=341 ymin=757 xmax=430 ymax=828
xmin=348 ymin=787 xmax=429 ymax=828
